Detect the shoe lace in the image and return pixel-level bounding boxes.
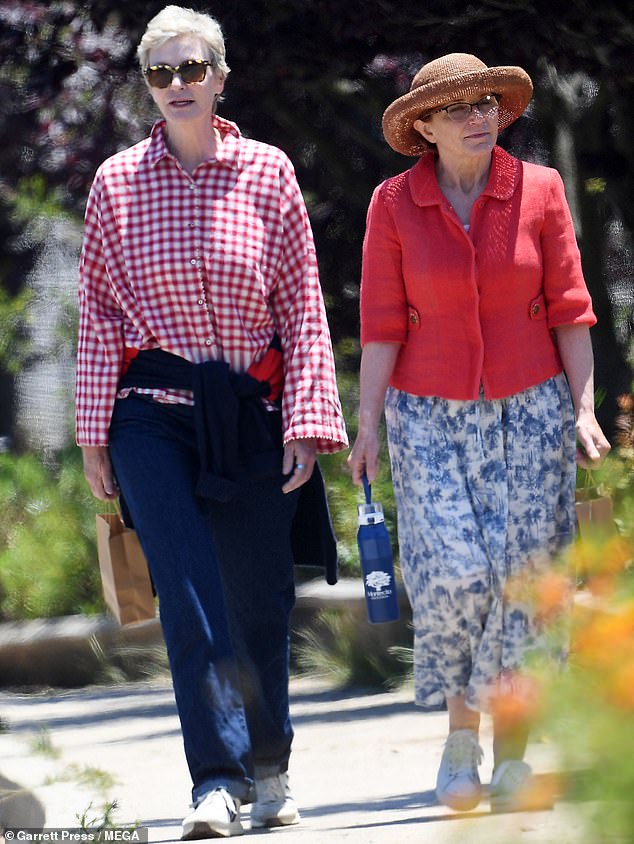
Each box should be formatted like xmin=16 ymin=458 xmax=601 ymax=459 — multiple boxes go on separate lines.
xmin=444 ymin=731 xmax=483 ymax=777
xmin=194 ymin=788 xmax=238 ymax=819
xmin=256 ymin=773 xmax=287 ymax=803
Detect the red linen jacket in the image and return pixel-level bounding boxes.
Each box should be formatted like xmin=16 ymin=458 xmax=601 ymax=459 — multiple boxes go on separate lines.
xmin=360 ymin=146 xmax=596 ymax=400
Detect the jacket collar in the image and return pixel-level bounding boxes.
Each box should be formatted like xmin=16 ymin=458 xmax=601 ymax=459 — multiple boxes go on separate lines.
xmin=147 ymin=114 xmax=242 ymax=170
xmin=409 ymin=145 xmax=520 ymax=206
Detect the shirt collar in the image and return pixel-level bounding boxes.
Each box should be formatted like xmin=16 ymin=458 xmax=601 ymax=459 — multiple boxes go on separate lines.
xmin=409 ymin=145 xmax=520 ymax=206
xmin=146 ymin=113 xmax=242 ymax=170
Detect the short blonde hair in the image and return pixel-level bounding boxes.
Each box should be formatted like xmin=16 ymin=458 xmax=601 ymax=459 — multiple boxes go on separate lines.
xmin=137 ymin=5 xmax=230 ymax=79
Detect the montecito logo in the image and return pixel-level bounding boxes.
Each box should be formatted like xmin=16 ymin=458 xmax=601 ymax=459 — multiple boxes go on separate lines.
xmin=365 ymin=570 xmax=392 ymax=591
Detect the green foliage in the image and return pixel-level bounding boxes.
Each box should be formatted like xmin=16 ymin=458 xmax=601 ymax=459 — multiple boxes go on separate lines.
xmin=27 ymin=723 xmax=125 ymax=831
xmin=578 ymin=448 xmax=634 ymax=546
xmin=89 ymin=637 xmax=171 ymax=684
xmin=0 ymin=447 xmax=103 ymax=620
xmin=0 ymin=285 xmax=33 ymax=374
xmin=29 ymin=725 xmax=61 ymax=758
xmin=51 ymin=763 xmax=119 ymax=792
xmin=12 ymin=175 xmax=70 ymax=226
xmin=76 ymin=801 xmax=121 ymax=833
xmin=295 ymin=606 xmax=412 ymax=690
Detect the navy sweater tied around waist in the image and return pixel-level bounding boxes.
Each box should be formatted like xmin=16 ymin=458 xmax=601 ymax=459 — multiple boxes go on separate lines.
xmin=118 ymin=347 xmax=338 ymax=584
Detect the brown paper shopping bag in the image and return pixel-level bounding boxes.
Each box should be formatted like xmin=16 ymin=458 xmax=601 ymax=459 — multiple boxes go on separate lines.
xmin=96 ymin=510 xmax=156 ymax=625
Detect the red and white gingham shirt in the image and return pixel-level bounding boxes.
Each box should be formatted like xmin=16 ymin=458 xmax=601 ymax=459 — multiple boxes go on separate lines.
xmin=76 ymin=115 xmax=348 ymax=452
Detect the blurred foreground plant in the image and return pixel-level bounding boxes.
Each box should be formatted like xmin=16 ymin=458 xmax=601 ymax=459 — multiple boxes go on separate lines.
xmin=522 ymin=448 xmax=634 ymax=842
xmin=0 ymin=447 xmax=102 ymax=619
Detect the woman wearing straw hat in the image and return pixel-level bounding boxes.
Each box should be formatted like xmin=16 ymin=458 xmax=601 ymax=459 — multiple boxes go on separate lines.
xmin=349 ymin=53 xmax=610 ymax=812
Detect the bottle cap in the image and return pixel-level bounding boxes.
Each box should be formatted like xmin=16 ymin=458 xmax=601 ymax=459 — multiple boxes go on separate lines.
xmin=357 ymin=501 xmax=385 ymax=525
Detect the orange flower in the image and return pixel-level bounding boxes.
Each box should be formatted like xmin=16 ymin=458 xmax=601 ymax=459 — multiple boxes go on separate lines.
xmin=608 ymin=658 xmax=634 ymax=711
xmin=572 ymin=534 xmax=631 ymax=586
xmin=534 ymin=570 xmax=574 ymax=623
xmin=490 ymin=672 xmax=543 ymax=729
xmin=572 ymin=600 xmax=634 ymax=668
xmin=600 ymin=536 xmax=632 ymax=575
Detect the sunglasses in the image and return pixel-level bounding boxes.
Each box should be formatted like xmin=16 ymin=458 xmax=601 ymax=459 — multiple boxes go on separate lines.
xmin=430 ymin=95 xmax=500 ymax=123
xmin=144 ymin=58 xmax=214 ymax=89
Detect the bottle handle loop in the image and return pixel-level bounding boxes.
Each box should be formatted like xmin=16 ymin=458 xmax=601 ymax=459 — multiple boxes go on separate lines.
xmin=362 ymin=471 xmax=372 ymax=505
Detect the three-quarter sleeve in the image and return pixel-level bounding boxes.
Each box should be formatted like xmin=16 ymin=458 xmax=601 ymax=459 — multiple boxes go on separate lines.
xmin=360 ymin=183 xmax=408 ymax=346
xmin=541 ymin=170 xmax=596 ymax=329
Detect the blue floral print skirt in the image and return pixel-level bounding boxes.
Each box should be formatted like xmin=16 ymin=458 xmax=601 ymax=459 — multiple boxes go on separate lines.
xmin=384 ymin=373 xmax=577 ymax=712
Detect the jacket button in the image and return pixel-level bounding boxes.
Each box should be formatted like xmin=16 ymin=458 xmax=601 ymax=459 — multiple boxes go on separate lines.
xmin=531 ymin=302 xmax=540 ymax=316
xmin=409 ymin=312 xmax=419 ymax=325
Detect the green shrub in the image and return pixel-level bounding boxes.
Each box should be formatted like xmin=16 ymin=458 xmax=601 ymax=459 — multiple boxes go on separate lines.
xmin=0 ymin=447 xmax=103 ymax=619
xmin=295 ymin=606 xmax=412 ymax=690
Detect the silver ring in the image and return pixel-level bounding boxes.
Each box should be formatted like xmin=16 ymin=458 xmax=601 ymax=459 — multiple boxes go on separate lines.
xmin=295 ymin=463 xmax=306 ymax=470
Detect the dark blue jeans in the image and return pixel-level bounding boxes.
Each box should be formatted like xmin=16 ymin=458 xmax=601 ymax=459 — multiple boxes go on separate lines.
xmin=109 ymin=394 xmax=299 ymax=803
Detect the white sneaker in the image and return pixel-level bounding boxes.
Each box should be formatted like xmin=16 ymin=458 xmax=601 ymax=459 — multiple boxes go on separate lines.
xmin=435 ymin=729 xmax=484 ymax=811
xmin=250 ymin=772 xmax=300 ymax=828
xmin=181 ymin=788 xmax=244 ymax=839
xmin=489 ymin=760 xmax=553 ymax=812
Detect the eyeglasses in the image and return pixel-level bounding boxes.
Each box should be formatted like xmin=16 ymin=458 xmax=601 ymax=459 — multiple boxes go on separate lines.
xmin=144 ymin=59 xmax=214 ymax=89
xmin=431 ymin=95 xmax=500 ymax=122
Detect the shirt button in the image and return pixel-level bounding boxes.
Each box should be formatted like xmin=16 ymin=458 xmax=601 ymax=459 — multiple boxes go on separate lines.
xmin=190 ymin=258 xmax=199 ymax=266
xmin=198 ymin=299 xmax=205 ymax=305
xmin=205 ymin=339 xmax=213 ymax=346
xmin=188 ymin=183 xmax=196 ymax=190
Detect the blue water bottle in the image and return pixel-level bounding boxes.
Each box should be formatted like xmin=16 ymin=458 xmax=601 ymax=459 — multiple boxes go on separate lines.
xmin=357 ymin=473 xmax=400 ymax=624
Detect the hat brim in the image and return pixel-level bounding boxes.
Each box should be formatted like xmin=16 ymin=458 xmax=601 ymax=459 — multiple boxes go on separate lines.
xmin=382 ymin=66 xmax=533 ymax=156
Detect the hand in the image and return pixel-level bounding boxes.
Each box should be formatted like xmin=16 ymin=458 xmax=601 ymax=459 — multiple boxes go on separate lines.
xmin=282 ymin=438 xmax=317 ymax=493
xmin=81 ymin=445 xmax=119 ymax=501
xmin=575 ymin=411 xmax=611 ymax=469
xmin=347 ymin=428 xmax=381 ymax=486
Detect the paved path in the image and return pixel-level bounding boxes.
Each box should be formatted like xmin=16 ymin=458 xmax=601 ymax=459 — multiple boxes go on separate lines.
xmin=0 ymin=676 xmax=592 ymax=843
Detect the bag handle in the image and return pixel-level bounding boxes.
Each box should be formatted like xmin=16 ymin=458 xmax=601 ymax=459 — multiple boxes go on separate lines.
xmin=579 ymin=468 xmax=596 ymax=490
xmin=102 ymin=498 xmax=124 ymax=518
xmin=362 ymin=471 xmax=372 ymax=505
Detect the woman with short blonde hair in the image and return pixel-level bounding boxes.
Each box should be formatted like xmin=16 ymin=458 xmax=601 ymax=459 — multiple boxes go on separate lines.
xmin=77 ymin=4 xmax=347 ymax=839
xmin=137 ymin=4 xmax=230 ymax=79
